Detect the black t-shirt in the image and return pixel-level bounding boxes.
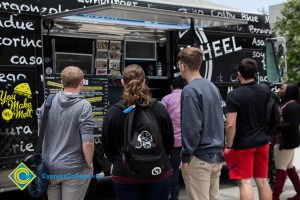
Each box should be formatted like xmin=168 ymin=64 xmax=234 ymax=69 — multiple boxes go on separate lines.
xmin=226 ymin=81 xmax=269 ymax=149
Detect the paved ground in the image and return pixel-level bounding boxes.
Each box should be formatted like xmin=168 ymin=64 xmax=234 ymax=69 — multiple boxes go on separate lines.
xmin=0 ymin=172 xmax=298 ymax=200
xmin=218 ymin=180 xmax=296 ymax=200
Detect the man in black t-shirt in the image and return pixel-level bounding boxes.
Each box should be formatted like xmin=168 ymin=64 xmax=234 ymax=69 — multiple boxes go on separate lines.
xmin=225 ymin=58 xmax=272 ymax=200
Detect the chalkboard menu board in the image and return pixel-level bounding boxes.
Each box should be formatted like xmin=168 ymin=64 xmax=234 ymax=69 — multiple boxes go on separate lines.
xmin=44 ymin=76 xmax=109 ymax=128
xmin=0 ymin=13 xmax=42 ymax=67
xmin=0 ymin=69 xmax=38 ymax=168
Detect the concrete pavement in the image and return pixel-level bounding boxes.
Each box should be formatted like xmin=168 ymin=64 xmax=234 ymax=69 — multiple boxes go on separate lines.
xmin=179 ymin=176 xmax=297 ymax=200
xmin=1 ymin=172 xmax=299 ymax=199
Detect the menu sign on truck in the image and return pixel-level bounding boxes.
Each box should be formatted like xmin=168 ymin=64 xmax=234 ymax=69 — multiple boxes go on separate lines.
xmin=0 ymin=69 xmax=38 ymax=168
xmin=44 ymin=76 xmax=109 ymax=128
xmin=0 ymin=13 xmax=42 ymax=67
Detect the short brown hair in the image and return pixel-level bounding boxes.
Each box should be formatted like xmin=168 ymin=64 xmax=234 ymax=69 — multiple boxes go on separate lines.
xmin=238 ymin=58 xmax=258 ymax=80
xmin=61 ymin=66 xmax=84 ymax=88
xmin=177 ymin=47 xmax=203 ymax=71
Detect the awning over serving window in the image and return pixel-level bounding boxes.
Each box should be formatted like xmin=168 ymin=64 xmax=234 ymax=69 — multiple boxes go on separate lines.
xmin=43 ymin=0 xmax=246 ymax=31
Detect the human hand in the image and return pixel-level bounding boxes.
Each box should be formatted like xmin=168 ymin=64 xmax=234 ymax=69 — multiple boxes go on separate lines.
xmin=224 ymin=147 xmax=232 ymax=154
xmin=181 ymin=162 xmax=189 ymax=170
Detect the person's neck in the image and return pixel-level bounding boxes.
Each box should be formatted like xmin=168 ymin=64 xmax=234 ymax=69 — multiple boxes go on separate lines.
xmin=240 ymin=78 xmax=255 ymax=84
xmin=186 ymin=71 xmax=202 ymax=83
xmin=63 ymin=87 xmax=81 ymax=94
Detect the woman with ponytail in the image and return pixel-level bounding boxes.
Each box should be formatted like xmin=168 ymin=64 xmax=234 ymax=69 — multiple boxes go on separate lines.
xmin=102 ymin=64 xmax=174 ymax=200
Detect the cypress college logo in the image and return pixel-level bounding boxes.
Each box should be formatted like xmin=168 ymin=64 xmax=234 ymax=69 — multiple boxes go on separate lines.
xmin=8 ymin=162 xmax=36 ymax=190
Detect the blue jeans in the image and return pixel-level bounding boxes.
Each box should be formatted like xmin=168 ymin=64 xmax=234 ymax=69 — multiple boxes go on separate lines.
xmin=170 ymin=147 xmax=182 ymax=200
xmin=113 ymin=177 xmax=171 ymax=200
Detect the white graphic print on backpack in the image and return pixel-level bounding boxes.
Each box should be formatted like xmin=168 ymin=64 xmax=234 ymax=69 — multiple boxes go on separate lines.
xmin=135 ymin=130 xmax=153 ymax=149
xmin=122 ymin=101 xmax=168 ymax=178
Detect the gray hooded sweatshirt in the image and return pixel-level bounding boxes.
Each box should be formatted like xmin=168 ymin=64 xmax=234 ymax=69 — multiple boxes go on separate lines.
xmin=38 ymin=91 xmax=94 ymax=174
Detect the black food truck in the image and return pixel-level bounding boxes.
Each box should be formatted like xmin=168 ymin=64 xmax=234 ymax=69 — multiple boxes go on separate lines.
xmin=0 ymin=0 xmax=284 ymax=192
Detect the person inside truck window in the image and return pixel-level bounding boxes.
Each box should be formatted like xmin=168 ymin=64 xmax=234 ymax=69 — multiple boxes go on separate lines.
xmin=225 ymin=58 xmax=272 ymax=200
xmin=178 ymin=47 xmax=224 ymax=200
xmin=102 ymin=64 xmax=174 ymax=200
xmin=272 ymin=83 xmax=300 ymax=200
xmin=161 ymin=75 xmax=185 ymax=200
xmin=39 ymin=66 xmax=94 ymax=200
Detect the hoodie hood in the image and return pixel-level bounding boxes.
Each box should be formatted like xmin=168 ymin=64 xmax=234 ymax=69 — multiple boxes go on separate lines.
xmin=57 ymin=91 xmax=84 ymax=107
xmin=283 ymin=84 xmax=299 ymax=103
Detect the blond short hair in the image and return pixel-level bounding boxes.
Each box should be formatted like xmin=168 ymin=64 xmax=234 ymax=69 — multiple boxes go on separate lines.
xmin=61 ymin=66 xmax=84 ymax=88
xmin=177 ymin=47 xmax=204 ymax=71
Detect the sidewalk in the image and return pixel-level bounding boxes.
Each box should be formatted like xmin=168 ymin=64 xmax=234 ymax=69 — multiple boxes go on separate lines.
xmin=219 ymin=179 xmax=296 ymax=200
xmin=179 ymin=174 xmax=298 ymax=200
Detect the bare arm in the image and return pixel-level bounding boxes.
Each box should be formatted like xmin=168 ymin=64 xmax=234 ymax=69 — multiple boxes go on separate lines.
xmin=83 ymin=141 xmax=94 ymax=167
xmin=225 ymin=112 xmax=237 ymax=148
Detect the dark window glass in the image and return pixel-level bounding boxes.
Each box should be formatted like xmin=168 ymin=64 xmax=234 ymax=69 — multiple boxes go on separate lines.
xmin=55 ymin=53 xmax=92 ymax=74
xmin=125 ymin=41 xmax=155 ymax=59
xmin=55 ymin=37 xmax=93 ymax=54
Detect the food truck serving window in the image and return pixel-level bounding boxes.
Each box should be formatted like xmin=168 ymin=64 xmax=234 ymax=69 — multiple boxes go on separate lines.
xmin=53 ymin=37 xmax=94 ymax=74
xmin=55 ymin=53 xmax=93 ymax=74
xmin=125 ymin=41 xmax=156 ymax=60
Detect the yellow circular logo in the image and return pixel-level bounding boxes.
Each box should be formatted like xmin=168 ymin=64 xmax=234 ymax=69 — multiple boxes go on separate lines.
xmin=2 ymin=109 xmax=13 ymax=121
xmin=14 ymin=168 xmax=30 ymax=185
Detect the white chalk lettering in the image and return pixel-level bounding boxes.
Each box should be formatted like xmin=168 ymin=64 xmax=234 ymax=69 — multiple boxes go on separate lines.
xmin=12 ymin=141 xmax=34 ymax=154
xmin=0 ymin=36 xmax=42 ymax=48
xmin=94 ymin=136 xmax=101 ymax=145
xmin=0 ymin=126 xmax=32 ymax=136
xmin=249 ymin=25 xmax=271 ymax=34
xmin=252 ymin=37 xmax=265 ymax=46
xmin=0 ymin=73 xmax=26 ymax=83
xmin=257 ymin=73 xmax=267 ymax=83
xmin=241 ymin=13 xmax=259 ymax=22
xmin=265 ymin=16 xmax=269 ymax=24
xmin=0 ymin=15 xmax=34 ymax=31
xmin=252 ymin=51 xmax=265 ymax=58
xmin=211 ymin=10 xmax=235 ymax=19
xmin=0 ymin=2 xmax=64 ymax=14
xmin=10 ymin=56 xmax=43 ymax=65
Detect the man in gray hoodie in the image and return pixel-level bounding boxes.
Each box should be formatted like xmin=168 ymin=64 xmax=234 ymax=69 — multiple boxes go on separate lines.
xmin=39 ymin=66 xmax=94 ymax=200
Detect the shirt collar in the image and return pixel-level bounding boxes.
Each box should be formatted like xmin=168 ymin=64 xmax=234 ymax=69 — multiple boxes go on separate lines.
xmin=172 ymin=89 xmax=182 ymax=93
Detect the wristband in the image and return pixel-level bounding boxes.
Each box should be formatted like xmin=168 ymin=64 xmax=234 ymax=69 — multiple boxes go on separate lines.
xmin=226 ymin=145 xmax=232 ymax=149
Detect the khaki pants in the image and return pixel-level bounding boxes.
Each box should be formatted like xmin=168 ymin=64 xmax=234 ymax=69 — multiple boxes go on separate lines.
xmin=274 ymin=144 xmax=294 ymax=170
xmin=47 ymin=167 xmax=92 ymax=200
xmin=182 ymin=156 xmax=222 ymax=200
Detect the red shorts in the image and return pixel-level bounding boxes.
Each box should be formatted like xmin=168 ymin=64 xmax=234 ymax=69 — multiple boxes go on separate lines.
xmin=224 ymin=144 xmax=269 ymax=179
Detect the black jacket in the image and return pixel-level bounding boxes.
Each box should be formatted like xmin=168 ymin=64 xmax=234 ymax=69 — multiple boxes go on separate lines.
xmin=102 ymin=100 xmax=174 ymax=177
xmin=279 ymin=85 xmax=300 ymax=149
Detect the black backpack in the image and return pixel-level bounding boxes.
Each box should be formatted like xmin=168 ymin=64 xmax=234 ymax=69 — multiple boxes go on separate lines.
xmin=265 ymin=90 xmax=281 ymax=133
xmin=115 ymin=100 xmax=168 ymax=178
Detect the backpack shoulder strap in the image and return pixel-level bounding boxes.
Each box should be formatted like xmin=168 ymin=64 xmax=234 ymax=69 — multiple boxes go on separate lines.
xmin=281 ymin=100 xmax=296 ymax=111
xmin=149 ymin=98 xmax=158 ymax=110
xmin=114 ymin=100 xmax=126 ymax=110
xmin=44 ymin=94 xmax=56 ymax=109
xmin=36 ymin=94 xmax=56 ymax=155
